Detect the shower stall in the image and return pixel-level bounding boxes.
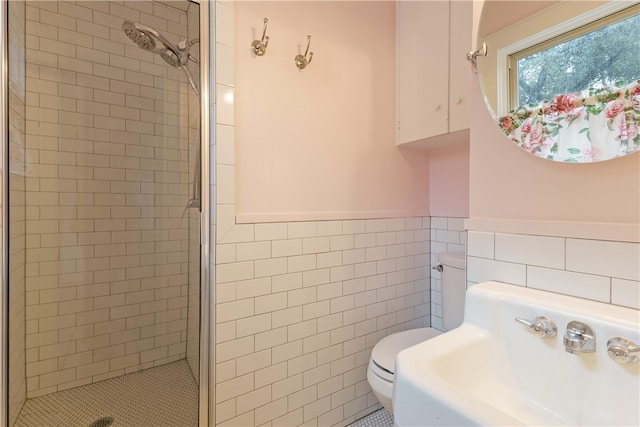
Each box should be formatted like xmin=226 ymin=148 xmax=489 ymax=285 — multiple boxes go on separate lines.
xmin=0 ymin=0 xmax=211 ymax=425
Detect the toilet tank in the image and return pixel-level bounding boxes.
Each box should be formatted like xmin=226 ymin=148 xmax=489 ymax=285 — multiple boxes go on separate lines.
xmin=438 ymin=252 xmax=466 ymax=331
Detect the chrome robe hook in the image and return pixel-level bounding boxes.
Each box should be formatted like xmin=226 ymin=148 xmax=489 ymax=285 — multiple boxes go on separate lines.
xmin=466 ymin=42 xmax=487 ymax=73
xmin=251 ymin=18 xmax=269 ymax=56
xmin=295 ymin=35 xmax=313 ymax=69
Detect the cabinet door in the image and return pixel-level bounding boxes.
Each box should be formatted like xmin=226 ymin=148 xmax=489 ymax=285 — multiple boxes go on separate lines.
xmin=397 ymin=1 xmax=450 ymax=145
xmin=448 ymin=0 xmax=472 ymax=133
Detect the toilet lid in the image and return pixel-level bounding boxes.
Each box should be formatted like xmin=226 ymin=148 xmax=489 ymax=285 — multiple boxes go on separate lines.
xmin=371 ymin=328 xmax=442 ymax=374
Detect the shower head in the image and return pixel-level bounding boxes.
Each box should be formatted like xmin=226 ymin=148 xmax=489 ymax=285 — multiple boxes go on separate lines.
xmin=122 ymin=20 xmax=192 ymax=65
xmin=122 ymin=20 xmax=201 ymax=96
xmin=122 ymin=20 xmax=185 ymax=61
xmin=157 ymin=47 xmax=199 ymax=96
xmin=159 ymin=48 xmax=182 ymax=68
xmin=122 ymin=21 xmax=158 ymax=51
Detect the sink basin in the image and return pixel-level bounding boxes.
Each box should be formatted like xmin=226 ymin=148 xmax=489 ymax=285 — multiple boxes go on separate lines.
xmin=393 ymin=281 xmax=640 ymax=426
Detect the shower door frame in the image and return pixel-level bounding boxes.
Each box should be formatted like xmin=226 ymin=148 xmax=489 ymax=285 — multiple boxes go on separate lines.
xmin=194 ymin=1 xmax=212 ymax=426
xmin=0 ymin=0 xmax=213 ymax=425
xmin=1 ymin=0 xmax=8 ymax=426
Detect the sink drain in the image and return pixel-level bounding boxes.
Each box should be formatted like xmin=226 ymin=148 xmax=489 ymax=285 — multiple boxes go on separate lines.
xmin=89 ymin=417 xmax=114 ymax=427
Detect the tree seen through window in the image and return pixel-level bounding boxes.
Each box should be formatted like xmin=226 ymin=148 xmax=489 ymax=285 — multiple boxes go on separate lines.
xmin=516 ymin=11 xmax=640 ymax=106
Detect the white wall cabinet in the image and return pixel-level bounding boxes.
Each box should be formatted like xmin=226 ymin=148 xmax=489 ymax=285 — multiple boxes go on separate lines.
xmin=396 ymin=0 xmax=472 ymax=148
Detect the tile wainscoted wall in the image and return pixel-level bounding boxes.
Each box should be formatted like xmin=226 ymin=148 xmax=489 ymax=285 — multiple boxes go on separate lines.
xmin=467 ymin=232 xmax=640 ymax=309
xmin=215 ymin=218 xmax=432 ymax=426
xmin=213 ymin=2 xmax=432 ymax=425
xmin=429 ymin=217 xmax=466 ymax=331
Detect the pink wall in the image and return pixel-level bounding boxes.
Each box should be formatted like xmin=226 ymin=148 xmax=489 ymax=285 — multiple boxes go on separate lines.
xmin=429 ymin=142 xmax=470 ymax=218
xmin=469 ymin=77 xmax=640 ymax=225
xmin=470 ymin=0 xmax=640 ymax=228
xmin=235 ymin=1 xmax=429 ymax=222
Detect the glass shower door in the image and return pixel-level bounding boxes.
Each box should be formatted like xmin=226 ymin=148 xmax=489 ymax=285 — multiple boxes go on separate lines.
xmin=2 ymin=1 xmax=209 ymax=425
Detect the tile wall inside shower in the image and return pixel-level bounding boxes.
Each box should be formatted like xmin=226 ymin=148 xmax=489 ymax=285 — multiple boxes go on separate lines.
xmin=22 ymin=0 xmax=197 ymax=398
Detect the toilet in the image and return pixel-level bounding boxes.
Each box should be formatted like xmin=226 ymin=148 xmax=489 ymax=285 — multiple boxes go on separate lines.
xmin=366 ymin=252 xmax=466 ymax=413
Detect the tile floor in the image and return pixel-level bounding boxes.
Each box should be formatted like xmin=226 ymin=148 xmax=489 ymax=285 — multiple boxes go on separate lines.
xmin=14 ymin=360 xmax=198 ymax=427
xmin=349 ymin=408 xmax=394 ymax=427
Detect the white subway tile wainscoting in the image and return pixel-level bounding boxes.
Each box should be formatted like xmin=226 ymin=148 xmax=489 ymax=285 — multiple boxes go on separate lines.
xmin=467 ymin=231 xmax=640 ymax=309
xmin=430 ymin=217 xmax=466 ymax=331
xmin=215 ymin=217 xmax=432 ymax=426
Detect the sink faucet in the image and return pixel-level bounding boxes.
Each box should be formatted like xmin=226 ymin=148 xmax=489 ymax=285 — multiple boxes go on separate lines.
xmin=563 ymin=321 xmax=595 ymax=354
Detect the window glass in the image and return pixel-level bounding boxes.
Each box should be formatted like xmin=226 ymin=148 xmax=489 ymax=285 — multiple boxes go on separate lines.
xmin=512 ymin=9 xmax=639 ymax=107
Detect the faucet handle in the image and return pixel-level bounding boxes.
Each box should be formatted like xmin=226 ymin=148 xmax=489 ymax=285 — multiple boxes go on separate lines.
xmin=514 ymin=316 xmax=557 ymax=338
xmin=607 ymin=337 xmax=640 ymax=364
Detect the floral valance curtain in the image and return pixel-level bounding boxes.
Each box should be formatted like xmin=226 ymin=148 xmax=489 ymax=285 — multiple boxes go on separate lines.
xmin=499 ymin=80 xmax=640 ymax=162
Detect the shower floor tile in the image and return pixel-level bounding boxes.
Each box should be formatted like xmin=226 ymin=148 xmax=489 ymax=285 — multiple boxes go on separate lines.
xmin=349 ymin=408 xmax=394 ymax=427
xmin=14 ymin=360 xmax=198 ymax=427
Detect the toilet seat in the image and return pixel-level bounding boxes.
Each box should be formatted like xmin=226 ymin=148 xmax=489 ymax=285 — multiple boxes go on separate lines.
xmin=370 ymin=328 xmax=442 ymax=382
xmin=367 ymin=327 xmax=444 ymax=413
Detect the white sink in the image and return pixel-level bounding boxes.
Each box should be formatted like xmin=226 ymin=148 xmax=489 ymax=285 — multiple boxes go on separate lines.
xmin=393 ymin=281 xmax=640 ymax=426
